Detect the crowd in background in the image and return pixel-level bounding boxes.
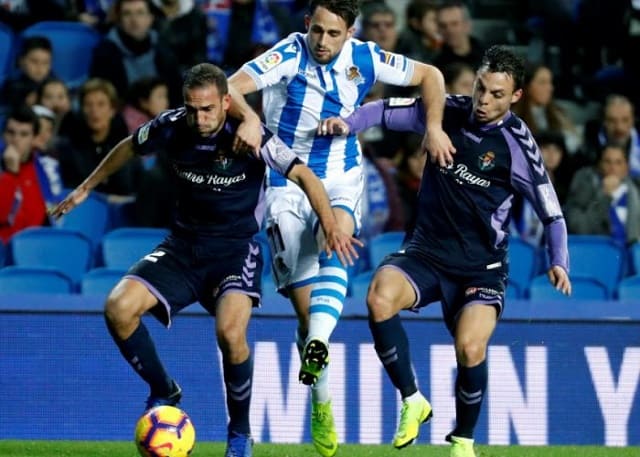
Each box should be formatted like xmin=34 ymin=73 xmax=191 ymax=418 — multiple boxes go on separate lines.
xmin=2 ymin=0 xmax=640 ymax=253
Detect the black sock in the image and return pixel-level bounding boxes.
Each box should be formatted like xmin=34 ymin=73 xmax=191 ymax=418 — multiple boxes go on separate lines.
xmin=106 ymin=319 xmax=173 ymax=397
xmin=369 ymin=315 xmax=417 ymax=398
xmin=224 ymin=355 xmax=253 ymax=436
xmin=453 ymin=360 xmax=487 ymax=439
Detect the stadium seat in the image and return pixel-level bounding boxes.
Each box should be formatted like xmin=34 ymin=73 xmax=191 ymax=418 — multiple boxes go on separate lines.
xmin=0 ymin=22 xmax=15 ymax=87
xmin=529 ymin=274 xmax=608 ymax=301
xmin=0 ymin=240 xmax=6 ymax=267
xmin=508 ymin=237 xmax=538 ymax=298
xmin=20 ymin=21 xmax=101 ymax=88
xmin=55 ymin=191 xmax=110 ymax=248
xmin=81 ymin=267 xmax=126 ymax=296
xmin=617 ymin=275 xmax=640 ymax=302
xmin=629 ymin=242 xmax=640 ymax=275
xmin=506 ymin=281 xmax=521 ymax=300
xmin=101 ymin=227 xmax=169 ymax=270
xmin=368 ymin=231 xmax=405 ymax=270
xmin=349 ymin=270 xmax=373 ymax=298
xmin=0 ymin=266 xmax=73 ymax=294
xmin=566 ymin=235 xmax=625 ymax=298
xmin=10 ymin=227 xmax=93 ymax=287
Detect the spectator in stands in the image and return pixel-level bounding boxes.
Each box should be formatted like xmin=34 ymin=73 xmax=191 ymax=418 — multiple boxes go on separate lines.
xmin=2 ymin=36 xmax=53 ymax=109
xmin=443 ymin=61 xmax=474 ymax=96
xmin=58 ymin=78 xmax=142 ymax=197
xmin=122 ymin=76 xmax=169 ymax=134
xmin=360 ymin=2 xmax=398 ymax=54
xmin=0 ymin=106 xmax=63 ymax=243
xmin=565 ymin=143 xmax=640 ymax=245
xmin=67 ymin=0 xmax=117 ymax=33
xmin=37 ymin=78 xmax=72 ymax=129
xmin=433 ymin=1 xmax=485 ymax=71
xmin=582 ymin=94 xmax=640 ymax=179
xmin=396 ymin=0 xmax=442 ymax=65
xmin=512 ymin=62 xmax=582 ymax=155
xmin=152 ymin=0 xmax=208 ymax=75
xmin=89 ymin=0 xmax=182 ymax=106
xmin=31 ymin=104 xmax=57 ymax=157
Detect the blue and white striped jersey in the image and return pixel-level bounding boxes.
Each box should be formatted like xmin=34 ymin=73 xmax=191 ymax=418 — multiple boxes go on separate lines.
xmin=242 ymin=32 xmax=416 ymax=185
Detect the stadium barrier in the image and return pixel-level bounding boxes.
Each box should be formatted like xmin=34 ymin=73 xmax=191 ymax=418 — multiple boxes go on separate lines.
xmin=1 ymin=293 xmax=638 ymax=446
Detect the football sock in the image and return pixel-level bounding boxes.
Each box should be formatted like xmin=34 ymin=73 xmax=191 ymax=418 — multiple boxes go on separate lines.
xmin=107 ymin=320 xmax=173 ymax=397
xmin=296 ymin=328 xmax=330 ymax=403
xmin=369 ymin=315 xmax=417 ymax=398
xmin=453 ymin=360 xmax=487 ymax=438
xmin=224 ymin=355 xmax=253 ymax=436
xmin=308 ymin=251 xmax=348 ymax=343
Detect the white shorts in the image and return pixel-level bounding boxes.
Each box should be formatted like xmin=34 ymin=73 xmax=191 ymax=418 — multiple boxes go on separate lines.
xmin=265 ymin=166 xmax=364 ymax=290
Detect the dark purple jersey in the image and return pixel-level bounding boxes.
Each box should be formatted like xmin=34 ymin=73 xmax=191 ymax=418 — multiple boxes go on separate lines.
xmin=345 ymin=96 xmax=569 ymax=275
xmin=132 ymin=108 xmax=300 ymax=238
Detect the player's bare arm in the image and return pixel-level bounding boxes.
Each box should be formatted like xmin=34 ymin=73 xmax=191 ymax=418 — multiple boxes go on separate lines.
xmin=286 ymin=163 xmax=363 ymax=267
xmin=228 ymin=71 xmax=262 ymax=154
xmin=410 ymin=62 xmax=456 ymax=167
xmin=548 ymin=265 xmax=572 ymax=296
xmin=49 ymin=136 xmax=135 ymax=219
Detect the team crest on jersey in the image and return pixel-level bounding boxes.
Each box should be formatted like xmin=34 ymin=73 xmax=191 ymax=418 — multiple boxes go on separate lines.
xmin=256 ymin=51 xmax=282 ymax=73
xmin=346 ymin=65 xmax=364 ymax=84
xmin=214 ymin=154 xmax=233 ymax=171
xmin=478 ymin=151 xmax=496 ymax=171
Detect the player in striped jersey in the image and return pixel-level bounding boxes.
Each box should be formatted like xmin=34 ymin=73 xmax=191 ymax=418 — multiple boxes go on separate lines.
xmin=226 ymin=1 xmax=455 ymax=455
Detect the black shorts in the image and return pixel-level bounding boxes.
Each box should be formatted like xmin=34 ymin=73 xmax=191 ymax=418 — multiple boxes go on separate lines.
xmin=379 ymin=251 xmax=506 ymax=335
xmin=125 ymin=233 xmax=263 ymax=327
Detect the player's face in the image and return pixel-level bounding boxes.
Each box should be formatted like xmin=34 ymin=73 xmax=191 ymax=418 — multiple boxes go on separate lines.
xmin=305 ymin=7 xmax=355 ymax=64
xmin=472 ymin=69 xmax=522 ymax=125
xmin=184 ymin=84 xmax=230 ymax=137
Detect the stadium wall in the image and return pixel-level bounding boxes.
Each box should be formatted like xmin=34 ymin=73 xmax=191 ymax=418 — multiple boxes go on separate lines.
xmin=1 ymin=293 xmax=639 ymax=446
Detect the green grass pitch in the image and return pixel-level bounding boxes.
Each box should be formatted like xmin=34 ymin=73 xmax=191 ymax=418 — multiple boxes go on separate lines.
xmin=1 ymin=441 xmax=639 ymax=457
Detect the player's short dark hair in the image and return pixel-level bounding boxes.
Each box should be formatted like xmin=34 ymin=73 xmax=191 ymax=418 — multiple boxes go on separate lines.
xmin=308 ymin=0 xmax=359 ymax=28
xmin=479 ymin=45 xmax=525 ymax=91
xmin=6 ymin=105 xmax=40 ymax=136
xmin=183 ymin=63 xmax=228 ymax=97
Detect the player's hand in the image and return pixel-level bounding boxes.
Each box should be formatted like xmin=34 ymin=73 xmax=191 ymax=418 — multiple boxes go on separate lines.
xmin=323 ymin=229 xmax=364 ymax=267
xmin=547 ymin=265 xmax=571 ymax=296
xmin=233 ymin=114 xmax=262 ymax=154
xmin=318 ymin=117 xmax=350 ymax=136
xmin=49 ymin=185 xmax=90 ymax=219
xmin=423 ymin=125 xmax=456 ymax=168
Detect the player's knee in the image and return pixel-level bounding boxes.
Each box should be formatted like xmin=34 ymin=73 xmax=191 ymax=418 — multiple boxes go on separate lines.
xmin=367 ymin=280 xmax=396 ymax=321
xmin=455 ymin=338 xmax=487 ymax=366
xmin=104 ymin=293 xmax=142 ymax=330
xmin=216 ymin=323 xmax=247 ymax=354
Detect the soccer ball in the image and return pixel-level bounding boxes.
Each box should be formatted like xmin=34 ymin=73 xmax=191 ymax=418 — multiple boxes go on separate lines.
xmin=135 ymin=405 xmax=196 ymax=457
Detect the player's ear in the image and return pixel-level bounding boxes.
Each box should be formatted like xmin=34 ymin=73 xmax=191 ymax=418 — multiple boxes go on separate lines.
xmin=346 ymin=25 xmax=356 ymax=40
xmin=222 ymin=93 xmax=231 ymax=111
xmin=304 ymin=15 xmax=311 ymax=30
xmin=511 ymin=88 xmax=523 ymax=105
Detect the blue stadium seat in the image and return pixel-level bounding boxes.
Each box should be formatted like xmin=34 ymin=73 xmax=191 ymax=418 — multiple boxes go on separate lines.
xmin=0 ymin=22 xmax=15 ymax=87
xmin=529 ymin=274 xmax=608 ymax=301
xmin=10 ymin=227 xmax=93 ymax=287
xmin=20 ymin=21 xmax=101 ymax=88
xmin=81 ymin=267 xmax=125 ymax=296
xmin=617 ymin=275 xmax=640 ymax=302
xmin=0 ymin=266 xmax=73 ymax=294
xmin=368 ymin=231 xmax=405 ymax=270
xmin=566 ymin=235 xmax=625 ymax=298
xmin=101 ymin=227 xmax=169 ymax=270
xmin=0 ymin=240 xmax=6 ymax=267
xmin=506 ymin=281 xmax=521 ymax=300
xmin=508 ymin=237 xmax=538 ymax=298
xmin=349 ymin=270 xmax=373 ymax=298
xmin=55 ymin=191 xmax=110 ymax=249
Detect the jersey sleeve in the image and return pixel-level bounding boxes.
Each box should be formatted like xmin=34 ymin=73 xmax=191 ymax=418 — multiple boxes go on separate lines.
xmin=240 ymin=33 xmax=301 ymax=90
xmin=131 ymin=108 xmax=185 ymax=156
xmin=345 ymin=98 xmax=425 ymax=134
xmin=370 ymin=43 xmax=415 ymax=86
xmin=506 ymin=119 xmax=569 ymax=271
xmin=259 ymin=130 xmax=301 ymax=176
